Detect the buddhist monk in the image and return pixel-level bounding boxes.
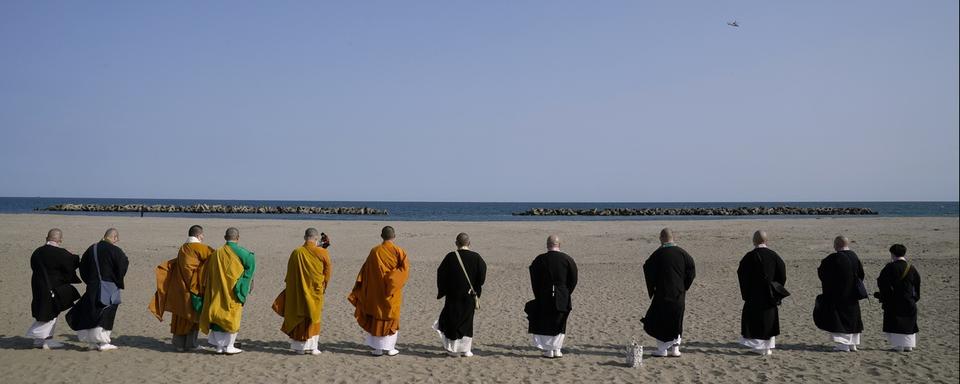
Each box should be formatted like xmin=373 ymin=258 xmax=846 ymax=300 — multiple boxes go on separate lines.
xmin=875 ymin=244 xmax=921 ymax=352
xmin=525 ymin=235 xmax=578 ymax=358
xmin=26 ymin=228 xmax=81 ymax=349
xmin=198 ymin=227 xmax=256 ymax=355
xmin=814 ymin=236 xmax=865 ymax=352
xmin=434 ymin=232 xmax=487 ymax=357
xmin=348 ymin=226 xmax=410 ymax=356
xmin=737 ymin=230 xmax=787 ymax=356
xmin=642 ymin=228 xmax=696 ymax=357
xmin=148 ymin=225 xmax=215 ymax=351
xmin=66 ymin=228 xmax=129 ymax=351
xmin=276 ymin=228 xmax=332 ymax=355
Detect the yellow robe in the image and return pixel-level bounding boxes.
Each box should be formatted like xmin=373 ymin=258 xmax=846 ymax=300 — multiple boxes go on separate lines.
xmin=279 ymin=242 xmax=332 ymax=340
xmin=199 ymin=245 xmax=245 ymax=334
xmin=347 ymin=241 xmax=409 ymax=336
xmin=148 ymin=243 xmax=214 ymax=335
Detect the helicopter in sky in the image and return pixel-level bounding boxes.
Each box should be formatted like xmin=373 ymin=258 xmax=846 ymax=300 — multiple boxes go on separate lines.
xmin=727 ymin=20 xmax=740 ymax=27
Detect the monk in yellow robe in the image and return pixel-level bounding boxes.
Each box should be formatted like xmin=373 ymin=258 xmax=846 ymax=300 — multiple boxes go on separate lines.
xmin=148 ymin=225 xmax=214 ymax=351
xmin=348 ymin=225 xmax=409 ymax=356
xmin=276 ymin=228 xmax=332 ymax=355
xmin=198 ymin=227 xmax=256 ymax=355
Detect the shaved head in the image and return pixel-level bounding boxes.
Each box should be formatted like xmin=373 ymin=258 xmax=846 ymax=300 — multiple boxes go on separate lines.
xmin=103 ymin=228 xmax=119 ymax=243
xmin=188 ymin=225 xmax=204 ymax=237
xmin=456 ymin=232 xmax=470 ymax=247
xmin=753 ymin=230 xmax=768 ymax=246
xmin=381 ymin=226 xmax=396 ymax=240
xmin=546 ymin=235 xmax=560 ymax=250
xmin=225 ymin=227 xmax=240 ymax=241
xmin=46 ymin=228 xmax=62 ymax=243
xmin=834 ymin=235 xmax=849 ymax=251
xmin=304 ymin=227 xmax=319 ymax=240
xmin=659 ymin=228 xmax=674 ymax=244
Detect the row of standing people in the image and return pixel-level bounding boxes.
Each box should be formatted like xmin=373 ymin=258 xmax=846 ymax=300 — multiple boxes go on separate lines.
xmin=27 ymin=225 xmax=921 ymax=358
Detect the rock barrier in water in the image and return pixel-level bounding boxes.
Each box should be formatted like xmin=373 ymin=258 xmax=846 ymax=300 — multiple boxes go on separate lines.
xmin=513 ymin=206 xmax=877 ymax=216
xmin=38 ymin=204 xmax=388 ymax=215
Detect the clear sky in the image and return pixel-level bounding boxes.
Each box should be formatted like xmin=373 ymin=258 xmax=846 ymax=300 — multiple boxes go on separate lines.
xmin=1 ymin=1 xmax=957 ymax=202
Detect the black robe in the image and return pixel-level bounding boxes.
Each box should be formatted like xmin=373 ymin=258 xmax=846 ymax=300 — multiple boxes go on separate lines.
xmin=436 ymin=250 xmax=487 ymax=340
xmin=525 ymin=251 xmax=578 ymax=336
xmin=737 ymin=248 xmax=786 ymax=340
xmin=66 ymin=241 xmax=129 ymax=331
xmin=876 ymin=259 xmax=921 ymax=334
xmin=642 ymin=245 xmax=696 ymax=342
xmin=813 ymin=250 xmax=865 ymax=333
xmin=30 ymin=245 xmax=81 ymax=322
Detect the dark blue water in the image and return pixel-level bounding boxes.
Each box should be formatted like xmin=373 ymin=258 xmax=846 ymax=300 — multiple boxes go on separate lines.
xmin=0 ymin=197 xmax=955 ymax=221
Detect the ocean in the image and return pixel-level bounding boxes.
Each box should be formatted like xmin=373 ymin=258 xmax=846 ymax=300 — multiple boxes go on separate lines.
xmin=0 ymin=197 xmax=956 ymax=221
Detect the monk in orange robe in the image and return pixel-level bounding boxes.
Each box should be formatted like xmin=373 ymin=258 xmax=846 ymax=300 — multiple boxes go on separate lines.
xmin=348 ymin=226 xmax=410 ymax=356
xmin=274 ymin=228 xmax=332 ymax=355
xmin=148 ymin=225 xmax=214 ymax=351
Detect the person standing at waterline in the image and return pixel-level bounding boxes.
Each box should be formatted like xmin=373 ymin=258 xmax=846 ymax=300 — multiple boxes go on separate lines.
xmin=66 ymin=228 xmax=129 ymax=351
xmin=642 ymin=228 xmax=696 ymax=357
xmin=27 ymin=228 xmax=81 ymax=349
xmin=875 ymin=244 xmax=921 ymax=352
xmin=434 ymin=232 xmax=487 ymax=357
xmin=737 ymin=231 xmax=787 ymax=356
xmin=814 ymin=236 xmax=866 ymax=352
xmin=525 ymin=235 xmax=578 ymax=358
xmin=348 ymin=226 xmax=410 ymax=356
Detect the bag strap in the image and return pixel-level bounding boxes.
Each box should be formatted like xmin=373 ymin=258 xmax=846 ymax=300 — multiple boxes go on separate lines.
xmin=92 ymin=242 xmax=104 ymax=281
xmin=454 ymin=250 xmax=476 ymax=295
xmin=900 ymin=263 xmax=912 ymax=281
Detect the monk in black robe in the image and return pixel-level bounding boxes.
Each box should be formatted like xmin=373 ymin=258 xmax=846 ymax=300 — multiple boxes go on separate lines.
xmin=525 ymin=235 xmax=578 ymax=358
xmin=875 ymin=243 xmax=921 ymax=352
xmin=737 ymin=231 xmax=786 ymax=356
xmin=813 ymin=235 xmax=865 ymax=352
xmin=642 ymin=228 xmax=696 ymax=357
xmin=66 ymin=228 xmax=129 ymax=351
xmin=26 ymin=228 xmax=81 ymax=349
xmin=434 ymin=233 xmax=487 ymax=357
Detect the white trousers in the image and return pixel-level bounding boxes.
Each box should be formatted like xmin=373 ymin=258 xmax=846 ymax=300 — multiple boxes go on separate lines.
xmin=26 ymin=318 xmax=57 ymax=340
xmin=432 ymin=319 xmax=472 ymax=353
xmin=77 ymin=327 xmax=112 ymax=345
xmin=656 ymin=336 xmax=682 ymax=353
xmin=208 ymin=331 xmax=237 ymax=349
xmin=290 ymin=335 xmax=319 ymax=352
xmin=364 ymin=332 xmax=398 ymax=351
xmin=740 ymin=336 xmax=776 ymax=350
xmin=885 ymin=333 xmax=916 ymax=348
xmin=830 ymin=332 xmax=861 ymax=346
xmin=532 ymin=334 xmax=565 ymax=351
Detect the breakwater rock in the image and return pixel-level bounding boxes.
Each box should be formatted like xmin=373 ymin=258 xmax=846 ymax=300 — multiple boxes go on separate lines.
xmin=513 ymin=206 xmax=878 ymax=216
xmin=38 ymin=204 xmax=388 ymax=215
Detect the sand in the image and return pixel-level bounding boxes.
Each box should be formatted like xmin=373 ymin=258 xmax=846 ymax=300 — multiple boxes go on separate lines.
xmin=0 ymin=214 xmax=957 ymax=383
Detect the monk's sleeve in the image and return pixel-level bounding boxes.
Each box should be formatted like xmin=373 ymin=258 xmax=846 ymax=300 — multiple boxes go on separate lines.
xmin=115 ymin=247 xmax=130 ymax=289
xmin=385 ymin=250 xmax=410 ymax=297
xmin=643 ymin=256 xmax=656 ymax=298
xmin=63 ymin=251 xmax=82 ymax=284
xmin=437 ymin=255 xmax=449 ymax=300
xmin=232 ymin=245 xmax=256 ymax=305
xmin=475 ymin=257 xmax=487 ymax=298
xmin=567 ymin=257 xmax=578 ymax=294
xmin=914 ymin=268 xmax=921 ymax=302
xmin=683 ymin=250 xmax=696 ymax=291
xmin=321 ymin=251 xmax=332 ymax=291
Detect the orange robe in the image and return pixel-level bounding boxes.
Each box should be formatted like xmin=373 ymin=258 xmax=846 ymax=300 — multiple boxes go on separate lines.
xmin=148 ymin=243 xmax=214 ymax=335
xmin=276 ymin=242 xmax=332 ymax=341
xmin=347 ymin=241 xmax=410 ymax=336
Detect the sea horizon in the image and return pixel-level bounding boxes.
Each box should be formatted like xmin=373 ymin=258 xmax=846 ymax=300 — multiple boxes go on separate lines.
xmin=1 ymin=197 xmax=956 ymax=221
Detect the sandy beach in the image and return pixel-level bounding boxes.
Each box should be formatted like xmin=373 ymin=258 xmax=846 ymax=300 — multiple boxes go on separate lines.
xmin=0 ymin=213 xmax=957 ymax=383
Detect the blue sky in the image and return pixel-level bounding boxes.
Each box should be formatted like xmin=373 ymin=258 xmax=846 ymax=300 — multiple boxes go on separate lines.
xmin=1 ymin=1 xmax=957 ymax=202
